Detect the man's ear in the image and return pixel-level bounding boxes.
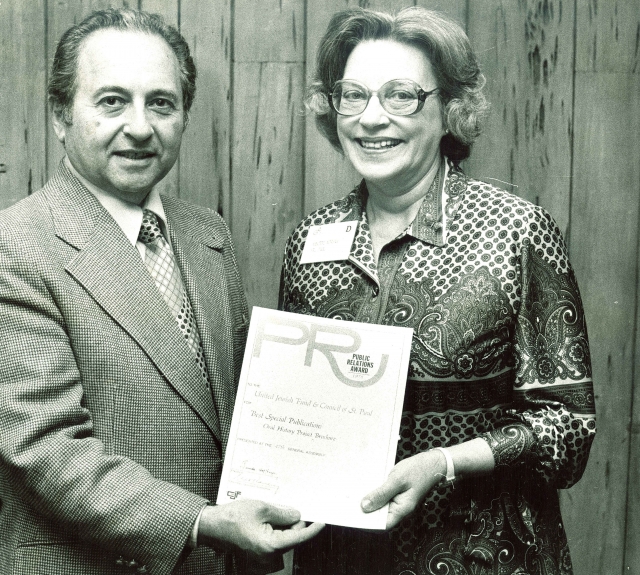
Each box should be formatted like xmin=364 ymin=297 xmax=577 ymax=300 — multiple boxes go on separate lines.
xmin=51 ymin=102 xmax=68 ymax=145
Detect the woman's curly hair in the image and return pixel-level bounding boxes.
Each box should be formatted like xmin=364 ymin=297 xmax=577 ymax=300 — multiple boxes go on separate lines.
xmin=306 ymin=7 xmax=489 ymax=164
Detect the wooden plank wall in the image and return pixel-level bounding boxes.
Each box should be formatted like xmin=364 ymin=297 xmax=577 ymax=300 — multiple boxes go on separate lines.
xmin=0 ymin=1 xmax=638 ymax=572
xmin=568 ymin=2 xmax=640 ymax=572
xmin=465 ymin=2 xmax=640 ymax=572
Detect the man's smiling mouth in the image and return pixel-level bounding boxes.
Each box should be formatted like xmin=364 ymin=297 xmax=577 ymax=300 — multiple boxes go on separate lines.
xmin=115 ymin=151 xmax=156 ymax=160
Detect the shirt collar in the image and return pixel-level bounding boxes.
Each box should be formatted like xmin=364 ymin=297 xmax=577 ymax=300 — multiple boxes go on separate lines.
xmin=64 ymin=156 xmax=167 ymax=247
xmin=350 ymin=158 xmax=462 ymax=249
xmin=406 ymin=159 xmax=448 ymax=247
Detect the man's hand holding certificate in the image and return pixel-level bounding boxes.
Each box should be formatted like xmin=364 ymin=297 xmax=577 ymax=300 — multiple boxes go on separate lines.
xmin=217 ymin=308 xmax=413 ymax=529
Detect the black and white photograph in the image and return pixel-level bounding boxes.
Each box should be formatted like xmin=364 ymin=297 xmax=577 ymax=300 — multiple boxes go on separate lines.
xmin=0 ymin=1 xmax=636 ymax=574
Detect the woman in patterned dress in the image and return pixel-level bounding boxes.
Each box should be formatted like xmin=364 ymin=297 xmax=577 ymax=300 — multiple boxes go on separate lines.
xmin=279 ymin=7 xmax=595 ymax=575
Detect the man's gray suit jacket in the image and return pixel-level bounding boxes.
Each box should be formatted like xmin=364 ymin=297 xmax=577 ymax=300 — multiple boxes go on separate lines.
xmin=0 ymin=162 xmax=249 ymax=575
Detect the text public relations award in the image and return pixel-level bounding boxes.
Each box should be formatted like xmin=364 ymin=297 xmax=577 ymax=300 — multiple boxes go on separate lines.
xmin=216 ymin=308 xmax=413 ymax=528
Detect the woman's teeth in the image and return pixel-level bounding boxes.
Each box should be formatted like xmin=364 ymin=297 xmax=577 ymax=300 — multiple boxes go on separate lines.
xmin=358 ymin=139 xmax=401 ymax=149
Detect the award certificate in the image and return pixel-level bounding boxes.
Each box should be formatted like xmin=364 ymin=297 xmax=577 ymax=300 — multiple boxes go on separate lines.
xmin=216 ymin=307 xmax=413 ymax=529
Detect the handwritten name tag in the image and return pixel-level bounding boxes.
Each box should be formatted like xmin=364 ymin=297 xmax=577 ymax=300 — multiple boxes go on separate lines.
xmin=300 ymin=222 xmax=358 ymax=264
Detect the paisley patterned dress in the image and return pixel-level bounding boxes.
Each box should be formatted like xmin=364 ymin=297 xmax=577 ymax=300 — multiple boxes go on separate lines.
xmin=279 ymin=161 xmax=596 ymax=575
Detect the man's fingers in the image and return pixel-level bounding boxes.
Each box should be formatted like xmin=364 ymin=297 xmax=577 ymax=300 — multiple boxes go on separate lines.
xmin=288 ymin=519 xmax=307 ymax=531
xmin=270 ymin=522 xmax=325 ymax=550
xmin=261 ymin=504 xmax=302 ymax=527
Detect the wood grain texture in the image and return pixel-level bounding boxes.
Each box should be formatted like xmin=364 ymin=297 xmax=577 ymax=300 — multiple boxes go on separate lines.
xmin=416 ymin=0 xmax=467 ymax=28
xmin=466 ymin=0 xmax=574 ymax=232
xmin=576 ymin=0 xmax=640 ymax=73
xmin=232 ymin=0 xmax=306 ymax=311
xmin=0 ymin=1 xmax=47 ymax=207
xmin=179 ymin=0 xmax=231 ymax=214
xmin=628 ymin=217 xmax=640 ymax=568
xmin=235 ymin=0 xmax=305 ymax=63
xmin=231 ymin=62 xmax=305 ymax=310
xmin=564 ymin=3 xmax=640 ymax=573
xmin=563 ymin=70 xmax=640 ymax=575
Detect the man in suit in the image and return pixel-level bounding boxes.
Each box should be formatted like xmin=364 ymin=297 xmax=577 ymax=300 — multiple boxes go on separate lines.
xmin=0 ymin=8 xmax=322 ymax=575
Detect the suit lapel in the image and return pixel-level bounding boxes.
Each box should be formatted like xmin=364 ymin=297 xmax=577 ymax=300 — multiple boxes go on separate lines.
xmin=162 ymin=198 xmax=235 ymax=453
xmin=45 ymin=164 xmax=222 ymax=441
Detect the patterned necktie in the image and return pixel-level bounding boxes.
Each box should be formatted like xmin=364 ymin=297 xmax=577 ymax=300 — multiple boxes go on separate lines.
xmin=138 ymin=209 xmax=211 ymax=389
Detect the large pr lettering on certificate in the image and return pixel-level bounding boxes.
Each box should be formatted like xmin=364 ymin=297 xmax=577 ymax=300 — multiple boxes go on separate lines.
xmin=217 ymin=307 xmax=413 ymax=529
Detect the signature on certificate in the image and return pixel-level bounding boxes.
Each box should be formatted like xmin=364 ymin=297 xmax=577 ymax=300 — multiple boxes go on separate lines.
xmin=229 ymin=459 xmax=280 ymax=494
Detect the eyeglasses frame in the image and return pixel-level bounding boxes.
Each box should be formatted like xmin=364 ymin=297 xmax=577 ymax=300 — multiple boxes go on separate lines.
xmin=328 ymin=79 xmax=439 ymax=117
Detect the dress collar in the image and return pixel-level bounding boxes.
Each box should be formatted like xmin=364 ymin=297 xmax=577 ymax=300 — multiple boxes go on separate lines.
xmin=350 ymin=158 xmax=467 ymax=245
xmin=335 ymin=159 xmax=468 ymax=281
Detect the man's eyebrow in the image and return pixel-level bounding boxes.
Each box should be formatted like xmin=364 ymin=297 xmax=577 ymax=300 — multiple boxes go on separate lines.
xmin=94 ymin=86 xmax=130 ymax=96
xmin=91 ymin=87 xmax=180 ymax=102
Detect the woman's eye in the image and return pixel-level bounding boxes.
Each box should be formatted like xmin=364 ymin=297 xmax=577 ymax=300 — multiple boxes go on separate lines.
xmin=388 ymin=91 xmax=413 ymax=101
xmin=343 ymin=91 xmax=366 ymax=101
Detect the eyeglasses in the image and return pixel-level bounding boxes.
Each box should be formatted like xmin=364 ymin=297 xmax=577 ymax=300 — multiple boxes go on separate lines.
xmin=329 ymin=79 xmax=438 ymax=117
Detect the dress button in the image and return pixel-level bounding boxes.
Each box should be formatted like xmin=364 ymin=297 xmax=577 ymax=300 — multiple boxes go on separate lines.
xmin=115 ymin=556 xmax=125 ymax=566
xmin=136 ymin=566 xmax=148 ymax=574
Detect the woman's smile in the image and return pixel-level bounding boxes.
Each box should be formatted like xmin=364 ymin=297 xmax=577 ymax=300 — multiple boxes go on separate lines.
xmin=355 ymin=138 xmax=403 ymax=150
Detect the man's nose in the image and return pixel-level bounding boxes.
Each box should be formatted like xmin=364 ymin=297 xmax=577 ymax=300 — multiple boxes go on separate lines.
xmin=358 ymin=95 xmax=390 ymax=128
xmin=122 ymin=104 xmax=154 ymax=140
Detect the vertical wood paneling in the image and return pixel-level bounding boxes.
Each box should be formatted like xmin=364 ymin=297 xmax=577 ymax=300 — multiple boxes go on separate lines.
xmin=466 ymin=0 xmax=574 ymax=232
xmin=179 ymin=0 xmax=231 ymax=214
xmin=138 ymin=0 xmax=176 ymax=17
xmin=0 ymin=1 xmax=47 ymax=207
xmin=234 ymin=0 xmax=304 ymax=63
xmin=565 ymin=72 xmax=640 ymax=575
xmin=629 ymin=242 xmax=640 ymax=566
xmin=232 ymin=0 xmax=305 ymax=310
xmin=415 ymin=0 xmax=467 ymax=28
xmin=567 ymin=3 xmax=640 ymax=572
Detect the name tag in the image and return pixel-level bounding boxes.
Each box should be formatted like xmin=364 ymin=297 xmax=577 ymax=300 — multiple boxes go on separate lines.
xmin=300 ymin=222 xmax=358 ymax=264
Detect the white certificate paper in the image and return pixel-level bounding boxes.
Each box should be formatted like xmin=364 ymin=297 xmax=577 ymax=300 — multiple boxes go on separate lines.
xmin=216 ymin=307 xmax=413 ymax=529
